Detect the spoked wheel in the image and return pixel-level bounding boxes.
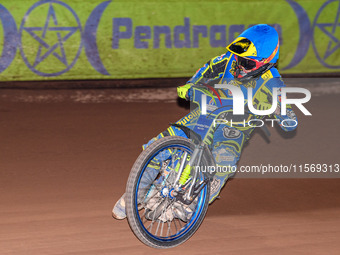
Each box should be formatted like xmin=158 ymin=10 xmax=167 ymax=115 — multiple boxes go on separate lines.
xmin=125 ymin=136 xmax=210 ymax=248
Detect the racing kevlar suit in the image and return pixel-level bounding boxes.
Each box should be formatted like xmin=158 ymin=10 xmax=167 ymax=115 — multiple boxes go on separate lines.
xmin=142 ymin=51 xmax=298 ymax=204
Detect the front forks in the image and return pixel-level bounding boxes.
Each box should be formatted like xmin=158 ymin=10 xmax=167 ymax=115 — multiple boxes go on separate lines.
xmin=173 ymin=141 xmax=207 ymax=204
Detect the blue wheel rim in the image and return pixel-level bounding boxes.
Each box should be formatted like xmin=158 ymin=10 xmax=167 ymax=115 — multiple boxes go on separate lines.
xmin=134 ymin=144 xmax=207 ymax=242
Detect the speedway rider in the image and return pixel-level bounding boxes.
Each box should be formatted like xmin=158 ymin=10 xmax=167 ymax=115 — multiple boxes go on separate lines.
xmin=112 ymin=24 xmax=297 ymax=220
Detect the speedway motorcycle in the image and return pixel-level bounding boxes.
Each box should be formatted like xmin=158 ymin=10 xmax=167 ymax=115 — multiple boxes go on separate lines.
xmin=124 ymin=84 xmax=265 ymax=248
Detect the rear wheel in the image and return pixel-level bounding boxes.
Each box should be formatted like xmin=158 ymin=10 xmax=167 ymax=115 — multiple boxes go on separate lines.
xmin=125 ymin=136 xmax=210 ymax=248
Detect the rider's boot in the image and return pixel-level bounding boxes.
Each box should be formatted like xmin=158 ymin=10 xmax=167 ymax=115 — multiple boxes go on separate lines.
xmin=112 ymin=193 xmax=126 ymax=220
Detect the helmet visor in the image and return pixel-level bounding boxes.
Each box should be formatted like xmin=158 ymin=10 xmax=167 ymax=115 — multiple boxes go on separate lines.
xmin=227 ymin=37 xmax=257 ymax=57
xmin=229 ymin=39 xmax=251 ymax=54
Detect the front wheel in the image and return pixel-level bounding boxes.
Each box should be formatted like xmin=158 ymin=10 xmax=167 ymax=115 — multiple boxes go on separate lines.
xmin=125 ymin=136 xmax=210 ymax=248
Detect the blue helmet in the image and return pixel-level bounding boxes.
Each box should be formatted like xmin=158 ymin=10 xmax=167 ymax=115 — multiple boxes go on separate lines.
xmin=226 ymin=24 xmax=280 ymax=81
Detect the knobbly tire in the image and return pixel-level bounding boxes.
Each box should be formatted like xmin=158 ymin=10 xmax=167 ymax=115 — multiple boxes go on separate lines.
xmin=125 ymin=136 xmax=210 ymax=248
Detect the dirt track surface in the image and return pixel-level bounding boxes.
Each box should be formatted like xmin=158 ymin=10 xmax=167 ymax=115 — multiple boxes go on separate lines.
xmin=0 ymin=91 xmax=339 ymax=254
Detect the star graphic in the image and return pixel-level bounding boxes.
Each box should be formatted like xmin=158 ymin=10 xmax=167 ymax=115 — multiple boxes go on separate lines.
xmin=23 ymin=3 xmax=80 ymax=67
xmin=315 ymin=0 xmax=340 ymax=60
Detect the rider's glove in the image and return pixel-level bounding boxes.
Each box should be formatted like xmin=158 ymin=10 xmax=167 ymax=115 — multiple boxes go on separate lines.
xmin=177 ymin=83 xmax=192 ymax=100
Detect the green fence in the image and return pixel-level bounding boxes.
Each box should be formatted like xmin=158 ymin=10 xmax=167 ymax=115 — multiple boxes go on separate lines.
xmin=0 ymin=0 xmax=339 ymax=81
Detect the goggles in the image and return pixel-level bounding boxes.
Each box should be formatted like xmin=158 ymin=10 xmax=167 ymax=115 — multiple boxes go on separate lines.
xmin=237 ymin=55 xmax=265 ymax=72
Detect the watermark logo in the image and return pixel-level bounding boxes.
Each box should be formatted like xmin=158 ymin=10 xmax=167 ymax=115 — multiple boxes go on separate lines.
xmin=201 ymin=83 xmax=312 ymax=116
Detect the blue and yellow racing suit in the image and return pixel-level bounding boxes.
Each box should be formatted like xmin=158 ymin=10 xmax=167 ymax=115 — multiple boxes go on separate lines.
xmin=142 ymin=51 xmax=297 ymax=203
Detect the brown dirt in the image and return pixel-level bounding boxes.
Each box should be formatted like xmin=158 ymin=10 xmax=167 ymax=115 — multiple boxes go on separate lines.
xmin=0 ymin=92 xmax=339 ymax=254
